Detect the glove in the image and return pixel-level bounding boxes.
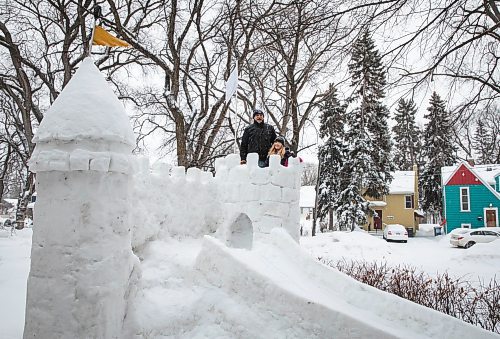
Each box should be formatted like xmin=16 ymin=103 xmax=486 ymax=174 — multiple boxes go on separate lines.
xmin=240 ymin=160 xmax=247 ymax=165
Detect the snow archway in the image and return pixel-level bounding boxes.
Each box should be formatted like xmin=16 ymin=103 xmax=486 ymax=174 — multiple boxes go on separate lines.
xmin=226 ymin=213 xmax=253 ymax=250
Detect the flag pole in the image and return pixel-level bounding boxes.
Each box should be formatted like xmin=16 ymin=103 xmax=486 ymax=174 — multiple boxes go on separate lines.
xmin=88 ymin=3 xmax=101 ymax=57
xmin=88 ymin=17 xmax=96 ymax=57
xmin=233 ymin=60 xmax=238 ymax=153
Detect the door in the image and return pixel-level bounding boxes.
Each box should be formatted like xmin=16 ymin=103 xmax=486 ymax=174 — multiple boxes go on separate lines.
xmin=486 ymin=210 xmax=497 ymax=227
xmin=374 ymin=210 xmax=382 ymax=230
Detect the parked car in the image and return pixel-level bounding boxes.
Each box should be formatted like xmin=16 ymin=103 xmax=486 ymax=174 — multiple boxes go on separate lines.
xmin=383 ymin=224 xmax=408 ymax=243
xmin=450 ymin=228 xmax=500 ymax=248
xmin=0 ymin=217 xmax=14 ymax=228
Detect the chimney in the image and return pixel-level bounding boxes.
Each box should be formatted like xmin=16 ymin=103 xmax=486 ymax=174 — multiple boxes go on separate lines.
xmin=467 ymin=158 xmax=475 ymax=167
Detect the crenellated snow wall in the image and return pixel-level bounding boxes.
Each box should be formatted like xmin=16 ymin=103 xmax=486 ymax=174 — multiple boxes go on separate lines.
xmin=129 ymin=152 xmax=302 ymax=250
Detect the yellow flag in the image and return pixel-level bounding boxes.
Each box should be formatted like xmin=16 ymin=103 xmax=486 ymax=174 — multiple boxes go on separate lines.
xmin=93 ymin=26 xmax=130 ymax=47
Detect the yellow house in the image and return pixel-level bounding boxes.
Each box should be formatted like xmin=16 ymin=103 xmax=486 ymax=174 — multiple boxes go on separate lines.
xmin=364 ymin=166 xmax=422 ymax=234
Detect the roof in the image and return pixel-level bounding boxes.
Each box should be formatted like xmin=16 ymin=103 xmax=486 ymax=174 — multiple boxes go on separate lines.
xmin=442 ymin=163 xmax=500 ymax=186
xmin=300 ymin=186 xmax=315 ymax=208
xmin=3 ymin=199 xmax=18 ymax=206
xmin=442 ymin=161 xmax=500 ymax=200
xmin=389 ymin=171 xmax=415 ymax=194
xmin=368 ymin=201 xmax=387 ymax=207
xmin=33 ymin=58 xmax=135 ymax=146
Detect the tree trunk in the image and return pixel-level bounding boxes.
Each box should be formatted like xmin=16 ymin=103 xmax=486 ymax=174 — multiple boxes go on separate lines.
xmin=328 ymin=208 xmax=334 ymax=231
xmin=312 ymin=161 xmax=321 ymax=236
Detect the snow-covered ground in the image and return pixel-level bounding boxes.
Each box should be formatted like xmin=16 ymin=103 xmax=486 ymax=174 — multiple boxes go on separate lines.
xmin=301 ymin=229 xmax=500 ymax=285
xmin=1 ymin=227 xmax=499 ymax=338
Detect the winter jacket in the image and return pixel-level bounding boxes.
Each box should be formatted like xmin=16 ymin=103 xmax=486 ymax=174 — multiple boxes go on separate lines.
xmin=240 ymin=121 xmax=277 ymax=161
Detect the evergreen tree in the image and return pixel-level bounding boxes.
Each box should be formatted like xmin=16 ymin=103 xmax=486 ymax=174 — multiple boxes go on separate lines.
xmin=420 ymin=92 xmax=457 ymax=219
xmin=335 ymin=111 xmax=372 ymax=231
xmin=472 ymin=119 xmax=493 ymax=165
xmin=347 ymin=29 xmax=392 ymax=199
xmin=392 ymin=98 xmax=421 ymax=170
xmin=317 ymin=85 xmax=347 ymax=230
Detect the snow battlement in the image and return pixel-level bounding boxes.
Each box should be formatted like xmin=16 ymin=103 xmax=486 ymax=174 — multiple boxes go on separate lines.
xmin=129 ymin=152 xmax=302 ymax=249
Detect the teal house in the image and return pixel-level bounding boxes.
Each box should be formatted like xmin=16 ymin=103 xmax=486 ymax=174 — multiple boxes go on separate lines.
xmin=441 ymin=161 xmax=500 ymax=233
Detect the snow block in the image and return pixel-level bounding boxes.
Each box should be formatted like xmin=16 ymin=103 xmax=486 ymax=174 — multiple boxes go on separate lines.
xmin=226 ymin=182 xmax=242 ymax=202
xmin=171 ymin=166 xmax=185 ymax=180
xmin=214 ymin=167 xmax=228 ymax=181
xmin=90 ymin=154 xmax=111 ymax=172
xmin=109 ymin=153 xmax=130 ymax=174
xmin=250 ymin=167 xmax=270 ymax=185
xmin=239 ymin=183 xmax=259 ymax=202
xmin=151 ymin=161 xmax=171 ymax=176
xmin=254 ymin=215 xmax=282 ymax=234
xmin=70 ymin=149 xmax=90 ymax=171
xmin=271 ymin=168 xmax=294 ymax=188
xmin=186 ymin=167 xmax=201 ymax=182
xmin=247 ymin=152 xmax=259 ymax=168
xmin=229 ymin=164 xmax=250 ymax=183
xmin=136 ymin=156 xmax=150 ymax=174
xmin=260 ymin=184 xmax=281 ymax=202
xmin=200 ymin=171 xmax=214 ymax=184
xmin=288 ymin=156 xmax=300 ymax=168
xmin=33 ymin=150 xmax=67 ymax=172
xmin=282 ymin=187 xmax=295 ymax=203
xmin=214 ymin=157 xmax=225 ymax=173
xmin=241 ymin=201 xmax=265 ymax=223
xmin=225 ymin=153 xmax=240 ymax=169
xmin=268 ymin=154 xmax=281 ymax=171
xmin=263 ymin=202 xmax=290 ymax=219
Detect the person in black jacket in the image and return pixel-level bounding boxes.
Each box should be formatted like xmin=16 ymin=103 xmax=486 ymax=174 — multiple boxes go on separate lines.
xmin=240 ymin=108 xmax=277 ymax=167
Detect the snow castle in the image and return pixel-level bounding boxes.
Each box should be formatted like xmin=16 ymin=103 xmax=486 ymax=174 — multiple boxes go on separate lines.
xmin=24 ymin=58 xmax=302 ymax=337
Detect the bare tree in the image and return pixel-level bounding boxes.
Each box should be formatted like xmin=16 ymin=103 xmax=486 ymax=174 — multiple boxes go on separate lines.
xmin=300 ymin=162 xmax=318 ymax=186
xmin=380 ymin=0 xmax=500 ymax=119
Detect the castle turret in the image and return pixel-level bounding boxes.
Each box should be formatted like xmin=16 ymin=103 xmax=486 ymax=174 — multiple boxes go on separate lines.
xmin=24 ymin=58 xmax=138 ymax=338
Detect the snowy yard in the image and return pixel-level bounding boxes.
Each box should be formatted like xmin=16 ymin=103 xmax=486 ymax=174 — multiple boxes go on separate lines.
xmin=1 ymin=228 xmax=499 ymax=338
xmin=303 ymin=230 xmax=500 ymax=285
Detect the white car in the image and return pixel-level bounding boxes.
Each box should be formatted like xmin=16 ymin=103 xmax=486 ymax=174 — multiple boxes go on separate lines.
xmin=383 ymin=224 xmax=408 ymax=243
xmin=450 ymin=228 xmax=500 ymax=248
xmin=0 ymin=217 xmax=14 ymax=228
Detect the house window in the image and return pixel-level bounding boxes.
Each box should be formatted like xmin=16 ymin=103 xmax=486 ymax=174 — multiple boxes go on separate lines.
xmin=461 ymin=223 xmax=471 ymax=229
xmin=405 ymin=195 xmax=414 ymax=209
xmin=460 ymin=187 xmax=470 ymax=211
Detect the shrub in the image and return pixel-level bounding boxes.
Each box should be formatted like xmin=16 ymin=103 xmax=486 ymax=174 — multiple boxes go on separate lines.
xmin=320 ymin=257 xmax=499 ymax=334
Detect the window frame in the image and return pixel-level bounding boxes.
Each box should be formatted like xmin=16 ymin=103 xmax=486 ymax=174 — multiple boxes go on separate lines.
xmin=404 ymin=194 xmax=414 ymax=209
xmin=459 ymin=187 xmax=470 ymax=212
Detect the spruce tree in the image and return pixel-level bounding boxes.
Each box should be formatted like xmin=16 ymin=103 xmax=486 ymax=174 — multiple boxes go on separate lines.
xmin=335 ymin=110 xmax=371 ymax=231
xmin=472 ymin=119 xmax=493 ymax=164
xmin=347 ymin=29 xmax=392 ymax=199
xmin=317 ymin=84 xmax=346 ymax=230
xmin=392 ymin=98 xmax=421 ymax=170
xmin=420 ymin=92 xmax=457 ymax=219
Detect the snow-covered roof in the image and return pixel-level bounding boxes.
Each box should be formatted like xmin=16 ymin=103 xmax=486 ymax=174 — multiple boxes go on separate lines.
xmin=389 ymin=171 xmax=415 ymax=194
xmin=3 ymin=199 xmax=18 ymax=206
xmin=414 ymin=209 xmax=425 ymax=217
xmin=442 ymin=163 xmax=500 ymax=186
xmin=368 ymin=201 xmax=387 ymax=207
xmin=33 ymin=58 xmax=135 ymax=146
xmin=300 ymin=186 xmax=315 ymax=208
